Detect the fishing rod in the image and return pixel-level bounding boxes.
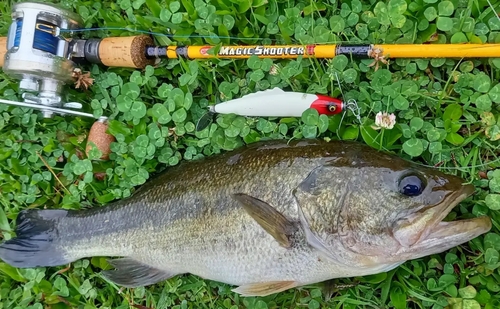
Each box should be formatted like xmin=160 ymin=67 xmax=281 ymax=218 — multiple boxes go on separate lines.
xmin=144 ymin=43 xmax=500 ymax=61
xmin=2 ymin=1 xmax=500 ymax=121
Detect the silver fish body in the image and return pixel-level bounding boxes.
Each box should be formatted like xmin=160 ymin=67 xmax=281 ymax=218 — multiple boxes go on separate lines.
xmin=0 ymin=139 xmax=491 ymax=296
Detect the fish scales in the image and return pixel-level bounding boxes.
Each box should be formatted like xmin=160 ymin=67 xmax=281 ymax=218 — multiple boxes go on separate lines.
xmin=57 ymin=140 xmax=348 ymax=284
xmin=0 ymin=139 xmax=491 ymax=296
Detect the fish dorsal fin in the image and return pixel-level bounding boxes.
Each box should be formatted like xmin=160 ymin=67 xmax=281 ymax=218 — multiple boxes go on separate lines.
xmin=238 ymin=87 xmax=285 ymax=100
xmin=232 ymin=193 xmax=295 ymax=248
xmin=102 ymin=258 xmax=177 ymax=288
xmin=232 ymin=280 xmax=297 ymax=296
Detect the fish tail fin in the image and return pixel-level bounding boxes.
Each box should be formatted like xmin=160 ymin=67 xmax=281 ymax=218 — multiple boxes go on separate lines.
xmin=0 ymin=209 xmax=72 ymax=268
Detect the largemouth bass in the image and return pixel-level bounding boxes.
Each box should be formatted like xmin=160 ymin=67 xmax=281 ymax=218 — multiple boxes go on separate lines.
xmin=0 ymin=139 xmax=491 ymax=296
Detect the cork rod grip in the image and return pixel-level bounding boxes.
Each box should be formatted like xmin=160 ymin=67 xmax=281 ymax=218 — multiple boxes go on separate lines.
xmin=0 ymin=37 xmax=7 ymax=67
xmin=98 ymin=35 xmax=155 ymax=69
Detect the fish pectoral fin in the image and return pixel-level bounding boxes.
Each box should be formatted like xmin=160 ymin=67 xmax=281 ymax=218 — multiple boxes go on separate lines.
xmin=232 ymin=281 xmax=298 ymax=296
xmin=232 ymin=193 xmax=295 ymax=248
xmin=102 ymin=258 xmax=176 ymax=288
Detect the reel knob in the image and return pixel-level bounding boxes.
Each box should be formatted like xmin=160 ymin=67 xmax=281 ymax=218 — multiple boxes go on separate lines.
xmin=3 ymin=2 xmax=83 ymax=118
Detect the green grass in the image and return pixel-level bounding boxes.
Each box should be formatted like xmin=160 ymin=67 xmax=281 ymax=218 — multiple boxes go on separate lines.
xmin=1 ymin=0 xmax=500 ymax=308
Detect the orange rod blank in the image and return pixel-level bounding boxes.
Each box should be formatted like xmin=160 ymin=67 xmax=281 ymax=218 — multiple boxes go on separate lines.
xmin=373 ymin=44 xmax=500 ymax=58
xmin=147 ymin=42 xmax=500 ymax=60
xmin=151 ymin=44 xmax=347 ymax=60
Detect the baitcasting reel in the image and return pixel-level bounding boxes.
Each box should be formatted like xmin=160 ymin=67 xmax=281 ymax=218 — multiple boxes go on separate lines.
xmin=0 ymin=2 xmax=105 ymax=119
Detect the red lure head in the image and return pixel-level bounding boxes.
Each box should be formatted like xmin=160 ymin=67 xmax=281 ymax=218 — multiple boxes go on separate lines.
xmin=310 ymin=95 xmax=343 ymax=115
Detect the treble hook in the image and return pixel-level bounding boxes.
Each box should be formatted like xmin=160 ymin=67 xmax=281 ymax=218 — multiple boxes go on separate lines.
xmin=333 ymin=72 xmax=362 ymax=127
xmin=345 ymin=99 xmax=362 ymax=124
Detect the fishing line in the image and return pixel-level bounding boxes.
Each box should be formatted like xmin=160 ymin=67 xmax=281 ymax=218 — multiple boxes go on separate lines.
xmin=60 ymin=26 xmax=362 ymax=45
xmin=412 ymin=156 xmax=500 ymax=171
xmin=62 ymin=27 xmax=275 ymax=41
xmin=332 ymin=72 xmax=362 ymax=130
xmin=14 ymin=19 xmax=59 ymax=54
xmin=328 ymin=72 xmax=498 ymax=174
xmin=62 ymin=27 xmax=496 ymax=174
xmin=357 ymin=126 xmax=500 ymax=172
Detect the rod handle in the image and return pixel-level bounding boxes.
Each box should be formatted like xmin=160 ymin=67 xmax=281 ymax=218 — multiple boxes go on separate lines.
xmin=96 ymin=35 xmax=155 ymax=69
xmin=0 ymin=37 xmax=7 ymax=67
xmin=1 ymin=35 xmax=155 ymax=71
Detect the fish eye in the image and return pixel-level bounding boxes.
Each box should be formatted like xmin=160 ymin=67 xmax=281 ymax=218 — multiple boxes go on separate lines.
xmin=398 ymin=173 xmax=426 ymax=196
xmin=327 ymin=104 xmax=337 ymax=112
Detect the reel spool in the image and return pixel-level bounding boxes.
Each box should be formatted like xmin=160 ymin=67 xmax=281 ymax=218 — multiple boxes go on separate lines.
xmin=1 ymin=2 xmax=101 ymax=119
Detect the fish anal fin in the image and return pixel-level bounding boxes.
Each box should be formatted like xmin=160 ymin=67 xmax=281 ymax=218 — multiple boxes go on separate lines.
xmin=232 ymin=193 xmax=295 ymax=248
xmin=232 ymin=281 xmax=297 ymax=296
xmin=102 ymin=258 xmax=177 ymax=288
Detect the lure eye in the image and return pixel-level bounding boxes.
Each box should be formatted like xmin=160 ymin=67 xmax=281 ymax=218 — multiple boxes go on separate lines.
xmin=398 ymin=174 xmax=425 ymax=197
xmin=327 ymin=104 xmax=337 ymax=112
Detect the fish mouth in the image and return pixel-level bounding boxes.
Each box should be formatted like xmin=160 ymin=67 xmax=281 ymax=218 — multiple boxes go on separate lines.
xmin=394 ymin=184 xmax=492 ymax=257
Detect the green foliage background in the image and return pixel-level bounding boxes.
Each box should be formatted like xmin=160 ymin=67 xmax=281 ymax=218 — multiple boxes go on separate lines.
xmin=1 ymin=0 xmax=500 ymax=308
